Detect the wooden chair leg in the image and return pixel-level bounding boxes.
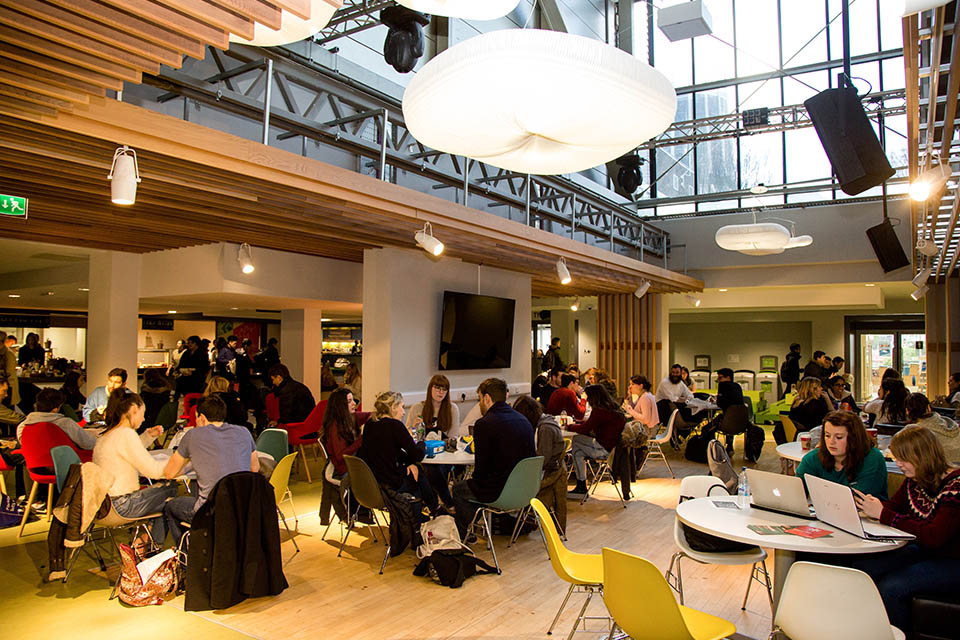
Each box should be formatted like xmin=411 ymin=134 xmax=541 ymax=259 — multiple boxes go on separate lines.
xmin=0 ymin=472 xmax=6 ymax=495
xmin=298 ymin=444 xmax=313 ymax=483
xmin=46 ymin=484 xmax=53 ymax=522
xmin=17 ymin=482 xmax=38 ymax=538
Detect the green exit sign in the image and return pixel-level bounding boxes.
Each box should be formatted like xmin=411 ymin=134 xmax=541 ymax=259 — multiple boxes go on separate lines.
xmin=0 ymin=194 xmax=27 ymax=218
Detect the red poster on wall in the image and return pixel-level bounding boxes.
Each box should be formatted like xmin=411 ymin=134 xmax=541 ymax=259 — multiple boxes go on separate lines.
xmin=216 ymin=321 xmax=261 ymax=352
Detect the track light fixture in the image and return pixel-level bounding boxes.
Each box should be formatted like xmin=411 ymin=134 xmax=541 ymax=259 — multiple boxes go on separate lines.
xmin=685 ymin=294 xmax=701 ymax=308
xmin=382 ymin=6 xmax=429 ymax=73
xmin=414 ymin=222 xmax=444 ymax=256
xmin=916 ymin=233 xmax=940 ymax=257
xmin=910 ymin=285 xmax=929 ymax=301
xmin=238 ymin=243 xmax=255 ymax=274
xmin=634 ymin=280 xmax=651 ymax=299
xmin=615 ymin=154 xmax=645 ymax=195
xmin=570 ymin=297 xmax=580 ymax=312
xmin=909 ymin=163 xmax=951 ymax=202
xmin=912 ymin=267 xmax=931 ymax=288
xmin=556 ymin=257 xmax=572 ymax=285
xmin=108 ymin=145 xmax=140 ymax=205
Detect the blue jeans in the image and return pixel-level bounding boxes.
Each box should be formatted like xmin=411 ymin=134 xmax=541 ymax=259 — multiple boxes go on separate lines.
xmin=163 ymin=495 xmax=198 ymax=546
xmin=112 ymin=481 xmax=178 ymax=544
xmin=571 ymin=434 xmax=608 ymax=481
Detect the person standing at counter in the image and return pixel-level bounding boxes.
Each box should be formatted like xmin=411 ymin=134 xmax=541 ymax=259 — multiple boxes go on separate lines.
xmin=795 ymin=411 xmax=887 ymax=498
xmin=17 ymin=332 xmax=46 ymax=368
xmin=83 ymin=368 xmax=128 ymax=423
xmin=0 ymin=331 xmax=18 ymax=406
xmin=174 ymin=335 xmax=210 ymax=403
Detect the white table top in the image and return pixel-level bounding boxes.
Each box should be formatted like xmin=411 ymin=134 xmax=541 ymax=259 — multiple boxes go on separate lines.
xmin=560 ymin=429 xmax=579 ymax=439
xmin=687 ymin=397 xmax=719 ymax=412
xmin=421 ymin=450 xmax=475 ymax=465
xmin=676 ymin=496 xmax=906 ymax=555
xmin=776 ymin=441 xmax=807 ymax=462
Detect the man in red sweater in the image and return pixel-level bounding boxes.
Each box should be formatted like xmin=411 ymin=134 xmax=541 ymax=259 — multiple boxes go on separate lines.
xmin=545 ymin=374 xmax=586 ymax=420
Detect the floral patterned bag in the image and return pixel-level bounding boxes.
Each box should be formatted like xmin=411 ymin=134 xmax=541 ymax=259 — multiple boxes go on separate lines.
xmin=116 ymin=543 xmax=179 ymax=606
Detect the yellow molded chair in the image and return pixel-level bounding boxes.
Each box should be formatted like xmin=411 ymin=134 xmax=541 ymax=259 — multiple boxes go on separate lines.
xmin=269 ymin=452 xmax=300 ymax=555
xmin=780 ymin=415 xmax=799 ymax=443
xmin=530 ymin=498 xmax=606 ymax=640
xmin=602 ymin=547 xmax=736 ymax=640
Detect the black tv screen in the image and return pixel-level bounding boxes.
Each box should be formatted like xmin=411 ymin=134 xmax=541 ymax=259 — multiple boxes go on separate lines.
xmin=438 ymin=291 xmax=516 ymax=371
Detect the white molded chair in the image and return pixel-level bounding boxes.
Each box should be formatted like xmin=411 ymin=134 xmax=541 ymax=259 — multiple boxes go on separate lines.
xmin=770 ymin=561 xmax=904 ymax=640
xmin=665 ymin=475 xmax=773 ymax=613
xmin=637 ymin=409 xmax=677 ymax=479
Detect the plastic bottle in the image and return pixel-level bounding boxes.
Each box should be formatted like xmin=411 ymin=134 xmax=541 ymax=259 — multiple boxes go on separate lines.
xmin=414 ymin=417 xmax=426 ymax=443
xmin=737 ymin=466 xmax=750 ymax=508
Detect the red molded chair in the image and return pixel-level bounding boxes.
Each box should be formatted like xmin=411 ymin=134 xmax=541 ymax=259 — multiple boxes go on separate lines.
xmin=17 ymin=421 xmax=93 ymax=537
xmin=265 ymin=392 xmax=280 ymax=424
xmin=181 ymin=393 xmax=202 ymax=427
xmin=279 ymin=400 xmax=326 ymax=484
xmin=0 ymin=454 xmax=14 ymax=496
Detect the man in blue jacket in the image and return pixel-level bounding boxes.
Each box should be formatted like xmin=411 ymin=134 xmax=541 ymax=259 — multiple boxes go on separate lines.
xmin=452 ymin=377 xmax=536 ymax=538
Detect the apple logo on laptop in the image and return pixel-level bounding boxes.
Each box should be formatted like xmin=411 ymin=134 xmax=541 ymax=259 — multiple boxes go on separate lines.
xmin=773 ymin=488 xmax=782 ymax=497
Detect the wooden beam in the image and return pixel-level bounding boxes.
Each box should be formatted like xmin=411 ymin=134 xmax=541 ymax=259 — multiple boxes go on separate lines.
xmin=0 ymin=84 xmax=73 ymax=110
xmin=0 ymin=55 xmax=105 ymax=96
xmin=150 ymin=0 xmax=255 ymax=40
xmin=205 ymin=0 xmax=281 ymax=31
xmin=95 ymin=0 xmax=229 ymax=49
xmin=939 ymin=6 xmax=960 ymax=160
xmin=268 ymin=0 xmax=311 ymax=20
xmin=0 ymin=94 xmax=56 ymax=117
xmin=904 ymin=14 xmax=920 ymax=182
xmin=0 ymin=42 xmax=122 ymax=90
xmin=0 ymin=69 xmax=89 ymax=103
xmin=0 ymin=24 xmax=141 ymax=83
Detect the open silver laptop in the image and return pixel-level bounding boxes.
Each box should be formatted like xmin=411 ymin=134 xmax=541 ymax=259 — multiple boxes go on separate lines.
xmin=746 ymin=469 xmax=815 ymax=519
xmin=805 ymin=475 xmax=914 ymax=540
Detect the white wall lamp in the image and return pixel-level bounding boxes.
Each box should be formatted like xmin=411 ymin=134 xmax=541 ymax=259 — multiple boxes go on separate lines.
xmin=912 ymin=267 xmax=931 ymax=288
xmin=108 ymin=146 xmax=141 ymax=205
xmin=685 ymin=294 xmax=701 ymax=308
xmin=238 ymin=243 xmax=255 ymax=274
xmin=916 ymin=231 xmax=941 ymax=257
xmin=556 ymin=257 xmax=572 ymax=285
xmin=634 ymin=280 xmax=651 ymax=299
xmin=910 ymin=285 xmax=929 ymax=301
xmin=570 ymin=297 xmax=580 ymax=312
xmin=415 ymin=222 xmax=445 ymax=256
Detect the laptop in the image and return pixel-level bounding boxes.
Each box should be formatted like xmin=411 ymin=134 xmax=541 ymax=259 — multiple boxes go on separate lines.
xmin=805 ymin=475 xmax=914 ymax=541
xmin=746 ymin=469 xmax=815 ymax=519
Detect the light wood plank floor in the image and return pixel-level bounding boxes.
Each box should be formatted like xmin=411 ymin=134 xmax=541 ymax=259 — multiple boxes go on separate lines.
xmin=1 ymin=432 xmax=783 ymax=640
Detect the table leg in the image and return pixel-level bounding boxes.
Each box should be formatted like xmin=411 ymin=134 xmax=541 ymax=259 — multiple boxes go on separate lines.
xmin=772 ymin=548 xmax=795 ymax=612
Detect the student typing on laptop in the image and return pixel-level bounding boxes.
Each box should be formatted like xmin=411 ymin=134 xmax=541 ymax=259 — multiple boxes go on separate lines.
xmin=795 ymin=411 xmax=888 ymax=499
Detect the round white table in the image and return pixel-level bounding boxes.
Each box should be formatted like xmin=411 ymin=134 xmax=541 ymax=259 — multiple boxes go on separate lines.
xmin=421 ymin=450 xmax=475 ymax=465
xmin=776 ymin=441 xmax=806 ymax=462
xmin=676 ymin=496 xmax=906 ymax=609
xmin=687 ymin=397 xmax=719 ymax=413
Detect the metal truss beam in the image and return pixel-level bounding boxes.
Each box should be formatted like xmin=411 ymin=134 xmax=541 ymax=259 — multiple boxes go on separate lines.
xmin=313 ymin=0 xmax=394 ymax=45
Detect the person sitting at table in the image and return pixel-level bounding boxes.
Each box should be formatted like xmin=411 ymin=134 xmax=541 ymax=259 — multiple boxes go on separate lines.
xmin=0 ymin=375 xmax=26 ymax=500
xmin=864 ymin=378 xmax=908 ymax=426
xmin=162 ymin=395 xmax=259 ymax=545
xmin=795 ymin=410 xmax=887 ymax=499
xmin=140 ymin=368 xmax=173 ymax=432
xmin=536 ymin=367 xmax=563 ymax=409
xmin=655 ymin=363 xmax=706 ymax=427
xmin=680 ymin=366 xmax=696 ymax=393
xmin=406 ymin=374 xmax=460 ymax=507
xmin=788 ymin=376 xmax=832 ymax=432
xmin=451 ymin=378 xmax=535 ymax=539
xmin=82 ymin=367 xmax=129 ymax=423
xmin=322 ymin=387 xmax=371 ymax=478
xmin=713 ymin=368 xmax=744 ymax=454
xmin=545 ymin=373 xmax=586 ymax=420
xmin=513 ymin=394 xmax=567 ymax=532
xmin=92 ymin=389 xmax=175 ymax=546
xmin=567 ymin=384 xmax=627 ymax=499
xmin=58 ymin=370 xmax=86 ymax=412
xmin=18 ymin=388 xmax=96 ymax=451
xmin=267 ymin=363 xmax=316 ymax=427
xmin=320 ymin=362 xmax=338 ymax=392
xmin=17 ymin=332 xmax=45 ymax=367
xmin=203 ymin=375 xmax=249 ymax=428
xmin=905 ymin=392 xmax=960 ymax=463
xmin=342 ymin=362 xmax=362 ymax=399
xmin=846 ymin=426 xmax=960 ymax=633
xmin=358 ymin=391 xmax=439 ymax=520
xmin=826 ymin=375 xmax=858 ymax=412
xmin=622 ymin=375 xmax=659 ymax=438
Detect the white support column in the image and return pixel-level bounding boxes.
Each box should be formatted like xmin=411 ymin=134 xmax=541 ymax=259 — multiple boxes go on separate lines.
xmin=280 ymin=308 xmax=323 ymax=399
xmin=86 ymin=251 xmax=141 ymax=389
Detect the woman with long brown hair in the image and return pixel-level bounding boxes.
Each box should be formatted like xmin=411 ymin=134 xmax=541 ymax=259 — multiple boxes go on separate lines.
xmin=788 ymin=376 xmax=832 ymax=431
xmin=795 ymin=410 xmax=888 ymax=498
xmin=321 ymin=387 xmax=370 ymax=478
xmin=406 ymin=375 xmax=460 ymax=507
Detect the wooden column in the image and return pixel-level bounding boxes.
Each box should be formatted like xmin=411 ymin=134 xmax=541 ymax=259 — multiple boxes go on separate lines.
xmin=926 ymin=275 xmax=960 ymax=398
xmin=598 ymin=293 xmax=663 ymax=398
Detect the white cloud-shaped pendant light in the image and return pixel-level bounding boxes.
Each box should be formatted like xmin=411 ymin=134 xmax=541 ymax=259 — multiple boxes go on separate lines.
xmin=402 ymin=29 xmax=677 ymax=175
xmin=397 ymin=0 xmax=519 ymax=20
xmin=716 ymin=223 xmax=790 ymax=256
xmin=230 ymin=0 xmax=342 ymax=47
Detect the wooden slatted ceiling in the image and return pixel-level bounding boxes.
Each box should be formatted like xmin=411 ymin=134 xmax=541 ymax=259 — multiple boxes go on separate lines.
xmin=0 ymin=0 xmax=342 ymax=115
xmin=0 ymin=98 xmax=702 ymax=298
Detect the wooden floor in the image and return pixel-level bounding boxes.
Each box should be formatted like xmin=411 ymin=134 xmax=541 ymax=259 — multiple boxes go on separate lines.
xmin=0 ymin=432 xmax=784 ymax=640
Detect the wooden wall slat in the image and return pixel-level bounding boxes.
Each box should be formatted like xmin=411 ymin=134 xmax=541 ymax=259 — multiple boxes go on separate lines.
xmin=599 ymin=292 xmax=663 ymax=398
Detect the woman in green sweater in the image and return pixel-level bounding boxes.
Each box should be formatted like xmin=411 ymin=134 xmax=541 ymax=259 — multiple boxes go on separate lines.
xmin=796 ymin=410 xmax=888 ymax=499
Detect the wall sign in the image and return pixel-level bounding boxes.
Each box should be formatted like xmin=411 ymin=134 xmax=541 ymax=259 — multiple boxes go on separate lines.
xmin=142 ymin=317 xmax=174 ymax=330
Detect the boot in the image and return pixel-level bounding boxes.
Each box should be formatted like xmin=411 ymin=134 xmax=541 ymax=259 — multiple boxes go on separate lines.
xmin=567 ymin=480 xmax=588 ymax=499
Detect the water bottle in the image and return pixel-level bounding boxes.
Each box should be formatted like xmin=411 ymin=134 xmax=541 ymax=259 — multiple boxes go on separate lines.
xmin=415 ymin=418 xmax=426 ymax=443
xmin=737 ymin=466 xmax=750 ymax=508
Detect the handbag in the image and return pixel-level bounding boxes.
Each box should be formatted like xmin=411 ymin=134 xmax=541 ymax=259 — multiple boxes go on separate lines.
xmin=0 ymin=493 xmax=24 ymax=529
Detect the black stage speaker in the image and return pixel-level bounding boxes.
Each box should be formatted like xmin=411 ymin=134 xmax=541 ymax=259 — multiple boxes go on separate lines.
xmin=866 ymin=219 xmax=910 ymax=273
xmin=804 ymin=87 xmax=895 ymax=195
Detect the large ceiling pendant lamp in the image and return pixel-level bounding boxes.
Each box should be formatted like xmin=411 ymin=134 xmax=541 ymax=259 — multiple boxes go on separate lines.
xmin=402 ymin=29 xmax=676 ymax=175
xmin=230 ymin=0 xmax=342 ymax=47
xmin=396 ymin=0 xmax=519 ymax=20
xmin=715 ymin=219 xmax=813 ymax=256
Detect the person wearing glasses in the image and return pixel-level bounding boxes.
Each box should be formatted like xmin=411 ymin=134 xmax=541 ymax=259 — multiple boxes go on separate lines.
xmin=406 ymin=375 xmax=460 ymax=507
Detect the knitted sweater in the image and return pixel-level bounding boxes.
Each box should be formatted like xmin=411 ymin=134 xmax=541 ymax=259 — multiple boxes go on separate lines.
xmin=880 ymin=468 xmax=960 ymax=557
xmin=92 ymin=426 xmax=165 ymax=497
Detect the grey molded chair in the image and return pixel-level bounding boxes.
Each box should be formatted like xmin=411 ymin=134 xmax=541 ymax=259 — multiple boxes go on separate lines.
xmin=467 ymin=455 xmax=544 ymax=573
xmin=340 ymin=454 xmax=391 ymax=574
xmin=51 ymin=445 xmax=80 ymax=492
xmin=256 ymin=428 xmax=290 ymax=465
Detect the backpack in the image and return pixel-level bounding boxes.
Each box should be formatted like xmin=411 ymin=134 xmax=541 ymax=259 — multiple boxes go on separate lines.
xmin=417 ymin=515 xmax=469 ymax=559
xmin=413 ymin=549 xmax=500 ymax=586
xmin=0 ymin=493 xmax=24 ymax=529
xmin=744 ymin=423 xmax=766 ymax=462
xmin=684 ymin=426 xmax=716 ymax=463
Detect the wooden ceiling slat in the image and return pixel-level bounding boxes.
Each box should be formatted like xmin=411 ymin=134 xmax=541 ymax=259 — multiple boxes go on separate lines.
xmin=95 ymin=0 xmax=228 ymax=48
xmin=268 ymin=0 xmax=310 ymax=20
xmin=45 ymin=0 xmax=206 ymax=60
xmin=0 ymin=69 xmax=89 ymax=103
xmin=0 ymin=24 xmax=141 ymax=83
xmin=0 ymin=0 xmax=184 ymax=68
xmin=0 ymin=95 xmax=56 ymax=117
xmin=0 ymin=84 xmax=73 ymax=110
xmin=0 ymin=56 xmax=105 ymax=97
xmin=205 ymin=0 xmax=281 ymax=31
xmin=0 ymin=43 xmax=122 ymax=91
xmin=151 ymin=0 xmax=255 ymax=39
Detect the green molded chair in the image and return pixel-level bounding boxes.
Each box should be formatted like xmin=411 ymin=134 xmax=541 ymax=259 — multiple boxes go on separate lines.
xmin=256 ymin=428 xmax=290 ymax=465
xmin=60 ymin=404 xmax=81 ymax=423
xmin=467 ymin=455 xmax=544 ymax=573
xmin=51 ymin=445 xmax=81 ymax=492
xmin=154 ymin=402 xmax=179 ymax=429
xmin=340 ymin=454 xmax=391 ymax=574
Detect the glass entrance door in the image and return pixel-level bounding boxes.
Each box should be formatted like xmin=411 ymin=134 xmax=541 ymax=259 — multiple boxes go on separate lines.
xmin=900 ymin=333 xmax=926 ymax=393
xmin=856 ymin=332 xmax=927 ymax=401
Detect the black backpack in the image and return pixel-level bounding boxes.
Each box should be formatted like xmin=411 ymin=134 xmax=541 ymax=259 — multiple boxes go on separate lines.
xmin=684 ymin=430 xmax=712 ymax=463
xmin=744 ymin=423 xmax=766 ymax=462
xmin=413 ymin=549 xmax=500 ymax=586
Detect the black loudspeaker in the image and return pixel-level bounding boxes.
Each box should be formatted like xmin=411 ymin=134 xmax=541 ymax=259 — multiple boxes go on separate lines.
xmin=803 ymin=87 xmax=895 ymax=195
xmin=866 ymin=219 xmax=910 ymax=273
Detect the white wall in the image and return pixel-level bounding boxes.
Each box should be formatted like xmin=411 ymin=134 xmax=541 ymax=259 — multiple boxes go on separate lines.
xmin=363 ymin=247 xmax=532 ymax=410
xmin=41 ymin=327 xmax=85 ymax=363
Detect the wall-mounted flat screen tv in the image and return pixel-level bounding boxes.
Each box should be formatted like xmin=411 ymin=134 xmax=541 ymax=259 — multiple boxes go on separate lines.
xmin=438 ymin=291 xmax=515 ymax=370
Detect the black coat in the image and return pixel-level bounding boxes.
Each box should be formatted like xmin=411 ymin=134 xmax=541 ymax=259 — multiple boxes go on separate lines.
xmin=467 ymin=402 xmax=536 ymax=503
xmin=716 ymin=380 xmax=744 ymax=411
xmin=275 ymin=378 xmax=315 ymax=424
xmin=185 ymin=471 xmax=288 ymax=611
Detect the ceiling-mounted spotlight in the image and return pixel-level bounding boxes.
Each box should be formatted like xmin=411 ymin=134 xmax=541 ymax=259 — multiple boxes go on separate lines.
xmin=108 ymin=145 xmax=141 ymax=205
xmin=556 ymin=257 xmax=572 ymax=285
xmin=910 ymin=285 xmax=929 ymax=301
xmin=912 ymin=267 xmax=931 ymax=288
xmin=238 ymin=243 xmax=255 ymax=274
xmin=414 ymin=222 xmax=444 ymax=256
xmin=909 ymin=163 xmax=951 ymax=202
xmin=750 ymin=183 xmax=768 ymax=195
xmin=382 ymin=6 xmax=429 ymax=73
xmin=615 ymin=154 xmax=645 ymax=195
xmin=917 ymin=234 xmax=940 ymax=257
xmin=634 ymin=280 xmax=651 ymax=299
xmin=685 ymin=294 xmax=701 ymax=308
xmin=570 ymin=297 xmax=580 ymax=312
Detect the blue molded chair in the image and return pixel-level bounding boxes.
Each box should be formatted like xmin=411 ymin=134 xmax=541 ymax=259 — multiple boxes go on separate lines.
xmin=256 ymin=428 xmax=290 ymax=464
xmin=51 ymin=445 xmax=81 ymax=492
